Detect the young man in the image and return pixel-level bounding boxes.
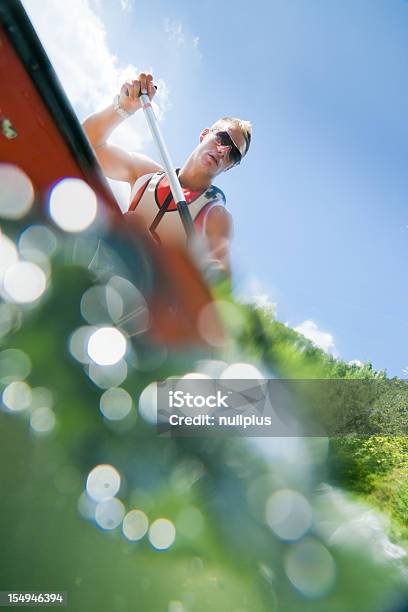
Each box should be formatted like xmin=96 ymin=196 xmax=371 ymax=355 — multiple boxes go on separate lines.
xmin=82 ymin=73 xmax=251 ymax=275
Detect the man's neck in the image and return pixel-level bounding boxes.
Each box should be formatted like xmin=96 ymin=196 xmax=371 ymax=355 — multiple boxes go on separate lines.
xmin=178 ymin=162 xmax=211 ymax=192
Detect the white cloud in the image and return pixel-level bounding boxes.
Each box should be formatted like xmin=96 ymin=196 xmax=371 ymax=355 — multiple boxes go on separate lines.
xmin=24 ymin=0 xmax=119 ymax=112
xmin=348 ymin=359 xmax=364 ymax=367
xmin=22 ymin=0 xmax=170 ymax=210
xmin=235 ymin=276 xmax=277 ymax=317
xmin=294 ymin=319 xmax=336 ymax=355
xmin=163 ymin=18 xmax=185 ymax=47
xmin=22 ymin=1 xmax=169 ymax=146
xmin=251 ymin=293 xmax=277 ymax=317
xmin=120 ymin=0 xmax=132 ymax=11
xmin=163 ymin=18 xmax=201 ymax=58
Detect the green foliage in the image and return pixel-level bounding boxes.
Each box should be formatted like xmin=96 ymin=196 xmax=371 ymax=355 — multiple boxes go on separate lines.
xmin=236 ymin=302 xmax=385 ymax=381
xmin=235 ymin=300 xmax=408 ymax=559
xmin=329 ymin=436 xmax=408 ymax=491
xmin=1 ymin=227 xmax=408 ymax=611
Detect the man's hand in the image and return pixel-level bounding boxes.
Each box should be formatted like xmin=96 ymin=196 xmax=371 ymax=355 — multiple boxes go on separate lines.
xmin=118 ymin=72 xmax=156 ymax=115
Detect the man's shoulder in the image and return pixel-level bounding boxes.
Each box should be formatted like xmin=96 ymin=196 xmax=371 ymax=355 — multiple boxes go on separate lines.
xmin=206 ymin=183 xmax=226 ymax=205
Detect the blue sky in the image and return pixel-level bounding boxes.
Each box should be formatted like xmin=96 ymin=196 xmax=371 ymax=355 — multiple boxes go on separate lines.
xmin=24 ymin=0 xmax=408 ymax=376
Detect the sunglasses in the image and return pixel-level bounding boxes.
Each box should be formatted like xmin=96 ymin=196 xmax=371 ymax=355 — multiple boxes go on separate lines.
xmin=210 ymin=130 xmax=242 ymax=166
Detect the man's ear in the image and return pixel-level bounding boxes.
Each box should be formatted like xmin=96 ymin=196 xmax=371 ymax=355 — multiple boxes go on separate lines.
xmin=200 ymin=128 xmax=210 ymax=142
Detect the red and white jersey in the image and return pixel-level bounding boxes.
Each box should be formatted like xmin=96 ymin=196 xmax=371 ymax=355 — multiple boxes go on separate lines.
xmin=128 ymin=170 xmax=226 ymax=245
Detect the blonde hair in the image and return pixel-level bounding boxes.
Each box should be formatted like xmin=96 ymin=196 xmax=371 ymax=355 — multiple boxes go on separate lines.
xmin=212 ymin=116 xmax=252 ymax=155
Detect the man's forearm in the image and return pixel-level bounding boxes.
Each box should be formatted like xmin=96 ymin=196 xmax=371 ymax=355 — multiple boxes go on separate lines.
xmin=82 ymin=104 xmax=126 ymax=148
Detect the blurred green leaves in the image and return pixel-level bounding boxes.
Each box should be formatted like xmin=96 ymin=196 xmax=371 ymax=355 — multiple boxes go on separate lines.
xmin=0 ymin=196 xmax=407 ymax=611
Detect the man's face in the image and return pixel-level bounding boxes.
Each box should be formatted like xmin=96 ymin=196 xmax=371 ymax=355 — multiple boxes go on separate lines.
xmin=197 ymin=121 xmax=247 ymax=177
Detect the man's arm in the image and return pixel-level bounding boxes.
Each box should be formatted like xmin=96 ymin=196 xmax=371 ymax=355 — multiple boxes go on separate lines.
xmin=82 ymin=73 xmax=162 ymax=186
xmin=205 ymin=206 xmax=233 ymax=277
